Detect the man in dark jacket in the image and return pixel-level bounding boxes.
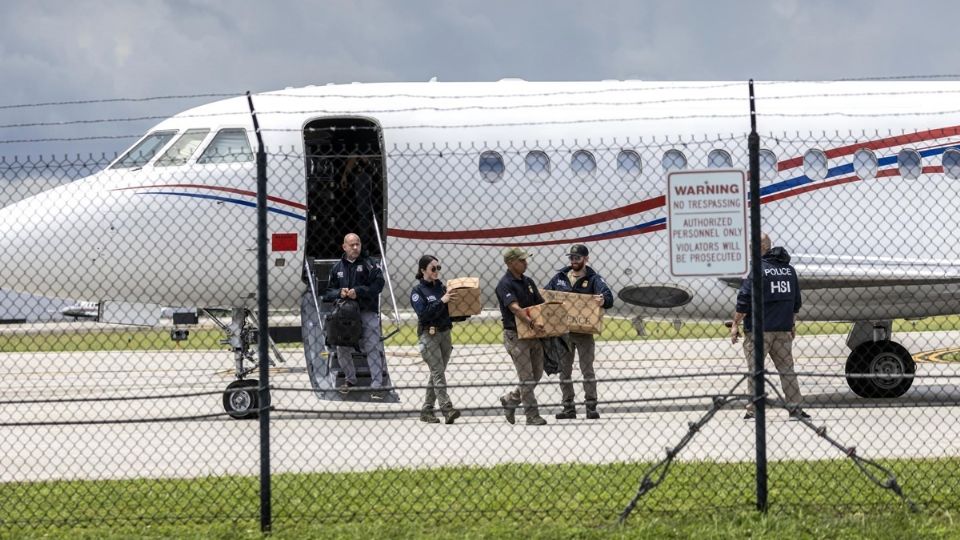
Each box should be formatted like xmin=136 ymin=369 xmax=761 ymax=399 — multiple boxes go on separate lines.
xmin=323 ymin=233 xmax=386 ymax=398
xmin=731 ymin=234 xmax=809 ymax=419
xmin=544 ymin=244 xmax=614 ymax=420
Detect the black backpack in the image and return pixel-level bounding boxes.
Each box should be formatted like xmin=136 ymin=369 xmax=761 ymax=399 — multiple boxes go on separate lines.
xmin=324 ymin=298 xmax=363 ymax=347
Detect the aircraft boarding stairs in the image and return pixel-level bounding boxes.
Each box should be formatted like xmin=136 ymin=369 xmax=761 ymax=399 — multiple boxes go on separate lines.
xmin=301 ymin=256 xmax=401 ymax=403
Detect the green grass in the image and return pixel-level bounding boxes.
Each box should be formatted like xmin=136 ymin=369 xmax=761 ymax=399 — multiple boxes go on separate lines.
xmin=1 ymin=460 xmax=957 ymax=539
xmin=6 ymin=315 xmax=960 ymax=353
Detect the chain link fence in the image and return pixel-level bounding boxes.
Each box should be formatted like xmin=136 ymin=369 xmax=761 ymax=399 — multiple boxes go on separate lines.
xmin=2 ymin=112 xmax=960 ymax=531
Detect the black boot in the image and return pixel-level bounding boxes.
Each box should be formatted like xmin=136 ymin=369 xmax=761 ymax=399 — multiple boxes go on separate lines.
xmin=442 ymin=407 xmax=461 ymax=425
xmin=419 ymin=411 xmax=440 ymax=424
xmin=555 ymin=405 xmax=577 ymax=420
xmin=585 ymin=402 xmax=600 ymax=420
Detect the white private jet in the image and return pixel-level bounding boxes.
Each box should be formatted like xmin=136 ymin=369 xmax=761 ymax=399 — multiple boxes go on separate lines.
xmin=60 ymin=301 xmax=99 ymax=321
xmin=3 ymin=80 xmax=960 ymax=417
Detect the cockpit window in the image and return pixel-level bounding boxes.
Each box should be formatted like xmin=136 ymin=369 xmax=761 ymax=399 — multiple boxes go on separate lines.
xmin=155 ymin=129 xmax=211 ymax=167
xmin=197 ymin=128 xmax=253 ymax=164
xmin=111 ymin=130 xmax=178 ymax=169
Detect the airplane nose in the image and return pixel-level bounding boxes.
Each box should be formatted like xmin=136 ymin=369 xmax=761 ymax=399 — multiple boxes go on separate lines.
xmin=0 ymin=182 xmax=105 ymax=299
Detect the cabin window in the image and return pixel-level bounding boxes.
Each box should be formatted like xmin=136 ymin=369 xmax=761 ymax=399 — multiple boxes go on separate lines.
xmin=802 ymin=149 xmax=828 ymax=181
xmin=524 ymin=151 xmax=550 ymax=180
xmin=197 ymin=128 xmax=254 ymax=164
xmin=707 ymin=149 xmax=732 ymax=168
xmin=759 ymin=149 xmax=778 ymax=182
xmin=570 ymin=150 xmax=596 ymax=177
xmin=479 ymin=151 xmax=505 ymax=182
xmin=111 ymin=130 xmax=178 ymax=169
xmin=155 ymin=129 xmax=211 ymax=167
xmin=617 ymin=150 xmax=641 ymax=177
xmin=897 ymin=149 xmax=922 ymax=180
xmin=943 ymin=148 xmax=960 ymax=180
xmin=853 ymin=148 xmax=878 ymax=180
xmin=662 ymin=149 xmax=687 ymax=172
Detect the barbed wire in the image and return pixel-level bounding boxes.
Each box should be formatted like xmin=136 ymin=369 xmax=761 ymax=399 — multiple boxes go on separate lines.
xmin=0 ymin=93 xmax=237 ymax=111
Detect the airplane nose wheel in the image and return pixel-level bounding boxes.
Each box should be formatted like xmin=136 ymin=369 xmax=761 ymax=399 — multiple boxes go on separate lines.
xmin=845 ymin=340 xmax=915 ymax=398
xmin=223 ymin=379 xmax=260 ymax=419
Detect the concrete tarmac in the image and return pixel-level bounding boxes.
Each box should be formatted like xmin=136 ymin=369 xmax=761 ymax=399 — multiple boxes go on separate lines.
xmin=2 ymin=332 xmax=960 ymax=482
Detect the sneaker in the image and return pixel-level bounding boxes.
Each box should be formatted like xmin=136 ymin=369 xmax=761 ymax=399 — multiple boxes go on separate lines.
xmin=555 ymin=408 xmax=577 ymax=420
xmin=443 ymin=408 xmax=461 ymax=425
xmin=337 ymin=382 xmax=355 ymax=395
xmin=585 ymin=409 xmax=600 ymax=420
xmin=526 ymin=415 xmax=548 ymax=426
xmin=743 ymin=410 xmax=755 ymax=420
xmin=789 ymin=409 xmax=811 ymax=420
xmin=500 ymin=396 xmax=516 ymax=425
xmin=420 ymin=412 xmax=440 ymax=424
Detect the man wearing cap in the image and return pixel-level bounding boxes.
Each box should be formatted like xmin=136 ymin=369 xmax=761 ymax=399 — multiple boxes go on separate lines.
xmin=495 ymin=247 xmax=549 ymax=426
xmin=544 ymin=244 xmax=614 ymax=420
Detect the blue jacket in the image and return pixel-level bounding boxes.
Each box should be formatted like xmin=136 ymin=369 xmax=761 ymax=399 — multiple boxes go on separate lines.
xmin=736 ymin=247 xmax=802 ymax=332
xmin=322 ymin=256 xmax=384 ymax=313
xmin=544 ymin=265 xmax=615 ymax=309
xmin=410 ymin=279 xmax=453 ymax=331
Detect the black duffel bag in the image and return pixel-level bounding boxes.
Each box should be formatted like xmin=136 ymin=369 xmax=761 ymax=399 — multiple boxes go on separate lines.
xmin=542 ymin=333 xmax=572 ymax=376
xmin=324 ymin=298 xmax=363 ymax=347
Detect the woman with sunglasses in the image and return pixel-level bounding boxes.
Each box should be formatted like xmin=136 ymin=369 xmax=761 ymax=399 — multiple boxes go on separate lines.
xmin=410 ymin=255 xmax=462 ymax=424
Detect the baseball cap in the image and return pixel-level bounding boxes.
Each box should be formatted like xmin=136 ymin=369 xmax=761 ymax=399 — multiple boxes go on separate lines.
xmin=567 ymin=244 xmax=589 ymax=258
xmin=503 ymin=247 xmax=531 ymax=263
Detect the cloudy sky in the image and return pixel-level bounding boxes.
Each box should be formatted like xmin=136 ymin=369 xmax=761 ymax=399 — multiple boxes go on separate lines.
xmin=2 ymin=0 xmax=960 ymax=159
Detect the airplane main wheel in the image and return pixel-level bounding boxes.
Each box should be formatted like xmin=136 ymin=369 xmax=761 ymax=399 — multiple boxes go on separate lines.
xmin=223 ymin=379 xmax=259 ymax=419
xmin=845 ymin=341 xmax=915 ymax=399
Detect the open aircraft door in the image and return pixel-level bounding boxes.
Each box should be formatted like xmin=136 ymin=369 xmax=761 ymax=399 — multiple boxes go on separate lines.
xmin=300 ymin=117 xmax=400 ymax=403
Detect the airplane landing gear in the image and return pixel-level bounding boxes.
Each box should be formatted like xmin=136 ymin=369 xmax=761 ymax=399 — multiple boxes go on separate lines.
xmin=204 ymin=307 xmax=283 ymax=419
xmin=845 ymin=340 xmax=916 ymax=398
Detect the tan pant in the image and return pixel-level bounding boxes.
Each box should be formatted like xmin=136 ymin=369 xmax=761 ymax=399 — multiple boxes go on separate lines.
xmin=743 ymin=331 xmax=802 ymax=410
xmin=419 ymin=328 xmax=453 ymax=412
xmin=559 ymin=333 xmax=597 ymax=406
xmin=502 ymin=329 xmax=544 ymax=418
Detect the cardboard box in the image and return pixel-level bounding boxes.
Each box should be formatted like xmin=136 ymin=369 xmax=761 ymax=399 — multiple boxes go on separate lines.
xmin=541 ymin=289 xmax=604 ymax=334
xmin=446 ymin=277 xmax=482 ymax=317
xmin=517 ymin=301 xmax=568 ymax=339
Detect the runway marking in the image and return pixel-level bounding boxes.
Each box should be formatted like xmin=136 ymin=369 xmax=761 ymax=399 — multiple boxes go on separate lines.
xmin=914 ymin=347 xmax=960 ymax=363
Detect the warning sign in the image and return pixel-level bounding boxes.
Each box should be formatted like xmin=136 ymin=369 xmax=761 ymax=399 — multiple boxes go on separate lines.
xmin=667 ymin=169 xmax=748 ymax=276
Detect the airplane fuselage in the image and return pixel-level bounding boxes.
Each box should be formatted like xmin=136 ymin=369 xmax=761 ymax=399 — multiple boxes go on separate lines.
xmin=4 ymin=80 xmax=960 ymax=323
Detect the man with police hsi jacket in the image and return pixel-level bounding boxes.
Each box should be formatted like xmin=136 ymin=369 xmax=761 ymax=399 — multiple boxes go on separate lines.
xmin=544 ymin=244 xmax=614 ymax=420
xmin=323 ymin=233 xmax=387 ymax=399
xmin=730 ymin=233 xmax=810 ymax=420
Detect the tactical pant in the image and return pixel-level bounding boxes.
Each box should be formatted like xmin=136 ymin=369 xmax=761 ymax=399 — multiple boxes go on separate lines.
xmin=336 ymin=311 xmax=385 ymax=388
xmin=419 ymin=328 xmax=453 ymax=412
xmin=502 ymin=329 xmax=545 ymax=418
xmin=743 ymin=331 xmax=802 ymax=409
xmin=559 ymin=332 xmax=598 ymax=407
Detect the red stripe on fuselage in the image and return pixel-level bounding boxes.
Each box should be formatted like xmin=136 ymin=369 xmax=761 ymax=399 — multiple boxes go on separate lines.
xmin=111 ymin=183 xmax=307 ymax=210
xmin=777 ymin=126 xmax=960 ymax=171
xmin=387 ymin=196 xmax=666 ymax=240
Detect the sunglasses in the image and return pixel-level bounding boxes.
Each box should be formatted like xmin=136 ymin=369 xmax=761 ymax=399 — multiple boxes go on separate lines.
xmin=428 ymin=265 xmax=442 ymax=272
xmin=568 ymin=255 xmax=584 ymax=261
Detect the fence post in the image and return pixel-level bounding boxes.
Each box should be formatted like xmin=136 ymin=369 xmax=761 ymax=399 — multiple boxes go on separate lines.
xmin=747 ymin=79 xmax=768 ymax=512
xmin=246 ymin=91 xmax=272 ymax=533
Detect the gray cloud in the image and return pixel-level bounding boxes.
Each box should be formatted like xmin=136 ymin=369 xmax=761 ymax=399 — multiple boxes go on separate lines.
xmin=1 ymin=0 xmax=959 ymax=160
